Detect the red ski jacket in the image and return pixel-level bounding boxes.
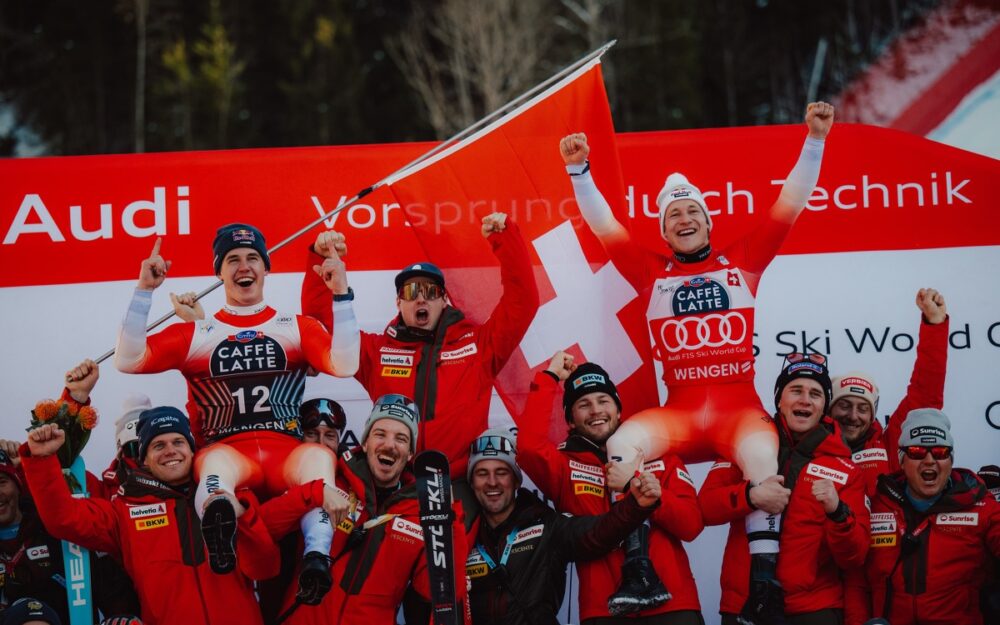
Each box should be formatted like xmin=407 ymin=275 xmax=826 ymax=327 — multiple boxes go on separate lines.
xmin=260 ymin=451 xmax=469 ymax=625
xmin=842 ymin=317 xmax=948 ymax=625
xmin=514 ymin=371 xmax=703 ymax=619
xmin=20 ymin=449 xmax=277 ymax=625
xmin=302 ymin=221 xmax=539 ymax=478
xmin=699 ymin=418 xmax=870 ymax=616
xmin=852 ymin=469 xmax=1000 ymax=625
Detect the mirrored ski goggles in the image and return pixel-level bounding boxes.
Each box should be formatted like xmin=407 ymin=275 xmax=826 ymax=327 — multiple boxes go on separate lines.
xmin=783 ymin=352 xmax=828 ymax=366
xmin=299 ymin=398 xmax=347 ymax=431
xmin=470 ymin=434 xmax=516 ymax=456
xmin=398 ymin=282 xmax=445 ymax=302
xmin=903 ymin=445 xmax=952 ymax=461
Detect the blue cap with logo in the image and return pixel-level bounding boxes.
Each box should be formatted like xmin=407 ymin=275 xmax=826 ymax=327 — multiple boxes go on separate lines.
xmin=394 ymin=262 xmax=445 ymax=291
xmin=136 ymin=406 xmax=196 ymax=462
xmin=1 ymin=598 xmax=61 ymax=625
xmin=212 ymin=223 xmax=271 ymax=275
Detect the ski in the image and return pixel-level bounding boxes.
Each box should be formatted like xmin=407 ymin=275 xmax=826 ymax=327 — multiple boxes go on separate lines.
xmin=414 ymin=450 xmax=459 ymax=625
xmin=61 ymin=455 xmax=94 ymax=624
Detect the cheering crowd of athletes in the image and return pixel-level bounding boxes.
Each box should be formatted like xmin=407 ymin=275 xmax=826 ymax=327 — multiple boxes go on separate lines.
xmin=1 ymin=102 xmax=998 ymax=625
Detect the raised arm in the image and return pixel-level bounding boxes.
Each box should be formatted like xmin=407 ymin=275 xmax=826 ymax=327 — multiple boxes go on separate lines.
xmin=476 ymin=215 xmax=540 ymax=376
xmin=886 ymin=288 xmax=949 ymax=471
xmin=300 ymin=234 xmax=360 ymax=377
xmin=512 ymin=358 xmax=575 ymax=502
xmin=770 ymin=102 xmax=834 ymax=224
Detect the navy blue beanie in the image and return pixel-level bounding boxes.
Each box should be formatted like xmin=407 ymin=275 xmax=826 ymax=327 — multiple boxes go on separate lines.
xmin=136 ymin=407 xmax=196 ymax=461
xmin=1 ymin=598 xmax=61 ymax=625
xmin=212 ymin=223 xmax=271 ymax=275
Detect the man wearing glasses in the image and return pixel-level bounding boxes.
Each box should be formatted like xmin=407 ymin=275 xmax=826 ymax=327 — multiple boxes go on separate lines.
xmin=700 ymin=353 xmax=869 ymax=625
xmin=303 ymin=213 xmax=539 ymax=479
xmin=858 ymin=408 xmax=1000 ymax=624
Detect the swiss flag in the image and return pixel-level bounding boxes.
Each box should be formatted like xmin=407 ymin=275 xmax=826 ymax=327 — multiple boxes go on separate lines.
xmin=387 ymin=57 xmax=659 ymax=441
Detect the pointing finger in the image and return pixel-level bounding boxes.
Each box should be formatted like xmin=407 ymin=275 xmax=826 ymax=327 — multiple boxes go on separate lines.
xmin=150 ymin=237 xmax=162 ymax=259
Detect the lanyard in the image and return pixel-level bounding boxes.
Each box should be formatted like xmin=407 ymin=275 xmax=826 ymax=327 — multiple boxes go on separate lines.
xmin=477 ymin=526 xmax=519 ymax=570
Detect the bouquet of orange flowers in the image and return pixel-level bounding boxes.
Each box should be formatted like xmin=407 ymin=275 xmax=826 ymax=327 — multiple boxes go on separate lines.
xmin=29 ymin=398 xmax=98 ymax=489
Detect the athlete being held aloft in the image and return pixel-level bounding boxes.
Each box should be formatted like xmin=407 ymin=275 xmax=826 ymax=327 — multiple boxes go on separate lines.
xmin=560 ymin=102 xmax=835 ymax=623
xmin=113 ymin=224 xmax=359 ymax=577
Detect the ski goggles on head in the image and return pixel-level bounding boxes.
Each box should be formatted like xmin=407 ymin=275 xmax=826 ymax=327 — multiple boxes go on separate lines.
xmin=398 ymin=282 xmax=445 ymax=302
xmin=903 ymin=445 xmax=952 ymax=461
xmin=783 ymin=352 xmax=827 ymax=367
xmin=469 ymin=433 xmax=516 ymax=456
xmin=120 ymin=440 xmax=141 ymax=461
xmin=299 ymin=398 xmax=347 ymax=432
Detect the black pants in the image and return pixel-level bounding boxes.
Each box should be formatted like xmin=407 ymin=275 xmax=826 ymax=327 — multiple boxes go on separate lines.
xmin=721 ymin=609 xmax=842 ymax=625
xmin=584 ymin=611 xmax=704 ymax=625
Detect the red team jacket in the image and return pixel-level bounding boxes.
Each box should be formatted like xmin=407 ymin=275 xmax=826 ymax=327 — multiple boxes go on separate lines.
xmin=302 ymin=220 xmax=539 ymax=477
xmin=20 ymin=449 xmax=278 ymax=625
xmin=514 ymin=371 xmax=704 ymax=619
xmin=699 ymin=418 xmax=870 ymax=616
xmin=260 ymin=452 xmax=469 ymax=625
xmin=842 ymin=317 xmax=948 ymax=625
xmin=858 ymin=469 xmax=1000 ymax=625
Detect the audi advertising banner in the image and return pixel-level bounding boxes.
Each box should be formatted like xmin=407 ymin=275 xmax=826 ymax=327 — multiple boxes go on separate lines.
xmin=1 ymin=124 xmax=998 ymax=622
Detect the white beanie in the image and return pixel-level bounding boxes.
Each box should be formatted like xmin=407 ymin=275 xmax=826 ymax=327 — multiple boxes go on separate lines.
xmin=116 ymin=393 xmax=151 ymax=450
xmin=655 ymin=172 xmax=712 ymax=240
xmin=831 ymin=372 xmax=880 ymax=414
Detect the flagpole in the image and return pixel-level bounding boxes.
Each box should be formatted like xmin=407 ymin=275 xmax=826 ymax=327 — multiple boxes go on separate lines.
xmin=94 ymin=40 xmax=616 ymax=364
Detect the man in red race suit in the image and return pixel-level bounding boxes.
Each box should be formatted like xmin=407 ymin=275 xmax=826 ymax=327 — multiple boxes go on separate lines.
xmin=301 ymin=212 xmax=539 ymax=480
xmin=560 ymin=102 xmax=834 ymax=622
xmin=114 ymin=224 xmax=357 ymax=587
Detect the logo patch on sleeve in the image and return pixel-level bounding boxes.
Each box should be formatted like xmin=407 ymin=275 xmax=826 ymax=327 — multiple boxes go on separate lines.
xmin=570 ymin=470 xmax=605 ymax=486
xmin=936 ymin=512 xmax=978 ymax=526
xmin=512 ymin=525 xmax=544 ymax=544
xmin=852 ymin=448 xmax=889 ymax=464
xmin=642 ymin=460 xmax=666 ymax=473
xmin=871 ymin=534 xmax=896 ymax=547
xmin=675 ymin=467 xmax=695 ymax=487
xmin=391 ymin=517 xmax=425 ymax=541
xmin=568 ymin=460 xmax=603 ymax=476
xmin=805 ymin=463 xmax=848 ymax=485
xmin=380 ymin=354 xmax=414 ymax=367
xmin=26 ymin=545 xmax=50 ymax=561
xmin=381 ymin=366 xmax=412 ymax=378
xmin=574 ymin=483 xmax=605 ymax=497
xmin=440 ymin=343 xmax=478 ymax=361
xmin=870 ymin=512 xmax=896 ymax=534
xmin=128 ymin=503 xmax=168 ymax=519
xmin=135 ymin=515 xmax=170 ymax=531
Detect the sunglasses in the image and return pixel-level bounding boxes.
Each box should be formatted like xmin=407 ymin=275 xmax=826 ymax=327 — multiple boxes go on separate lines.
xmin=398 ymin=282 xmax=445 ymax=302
xmin=903 ymin=445 xmax=952 ymax=461
xmin=783 ymin=352 xmax=828 ymax=366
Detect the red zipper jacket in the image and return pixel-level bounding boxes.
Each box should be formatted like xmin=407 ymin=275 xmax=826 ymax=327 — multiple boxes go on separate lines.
xmin=699 ymin=417 xmax=870 ymax=616
xmin=859 ymin=469 xmax=1000 ymax=625
xmin=260 ymin=451 xmax=470 ymax=625
xmin=301 ymin=220 xmax=539 ymax=478
xmin=20 ymin=448 xmax=277 ymax=625
xmin=514 ymin=371 xmax=703 ymax=619
xmin=843 ymin=317 xmax=948 ymax=624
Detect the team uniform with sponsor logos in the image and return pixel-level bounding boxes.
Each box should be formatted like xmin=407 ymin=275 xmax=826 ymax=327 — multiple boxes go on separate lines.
xmin=302 ymin=221 xmax=539 ymax=478
xmin=514 ymin=371 xmax=703 ymax=622
xmin=116 ymin=301 xmax=350 ymax=497
xmin=258 ymin=451 xmax=469 ymax=625
xmin=467 ymin=488 xmax=654 ymax=625
xmin=569 ymin=168 xmax=797 ymax=474
xmin=856 ymin=469 xmax=1000 ymax=625
xmin=19 ymin=448 xmax=277 ymax=625
xmin=699 ymin=417 xmax=870 ymax=617
xmin=840 ymin=317 xmax=948 ymax=625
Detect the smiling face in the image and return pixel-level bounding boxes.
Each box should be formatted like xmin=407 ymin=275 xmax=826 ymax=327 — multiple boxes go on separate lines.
xmin=569 ymin=392 xmax=621 ymax=444
xmin=832 ymin=396 xmax=875 ymax=445
xmin=219 ymin=248 xmax=267 ymax=307
xmin=363 ymin=419 xmax=413 ymax=488
xmin=143 ymin=434 xmax=193 ymax=486
xmin=471 ymin=459 xmax=518 ymax=527
xmin=779 ymin=378 xmax=827 ymax=439
xmin=396 ymin=278 xmax=447 ymax=332
xmin=902 ymin=449 xmax=952 ymax=500
xmin=662 ymin=200 xmax=711 ymax=254
xmin=0 ymin=474 xmax=22 ymax=527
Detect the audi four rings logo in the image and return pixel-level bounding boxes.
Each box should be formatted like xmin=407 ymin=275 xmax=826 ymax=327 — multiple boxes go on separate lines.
xmin=658 ymin=312 xmax=748 ymax=352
